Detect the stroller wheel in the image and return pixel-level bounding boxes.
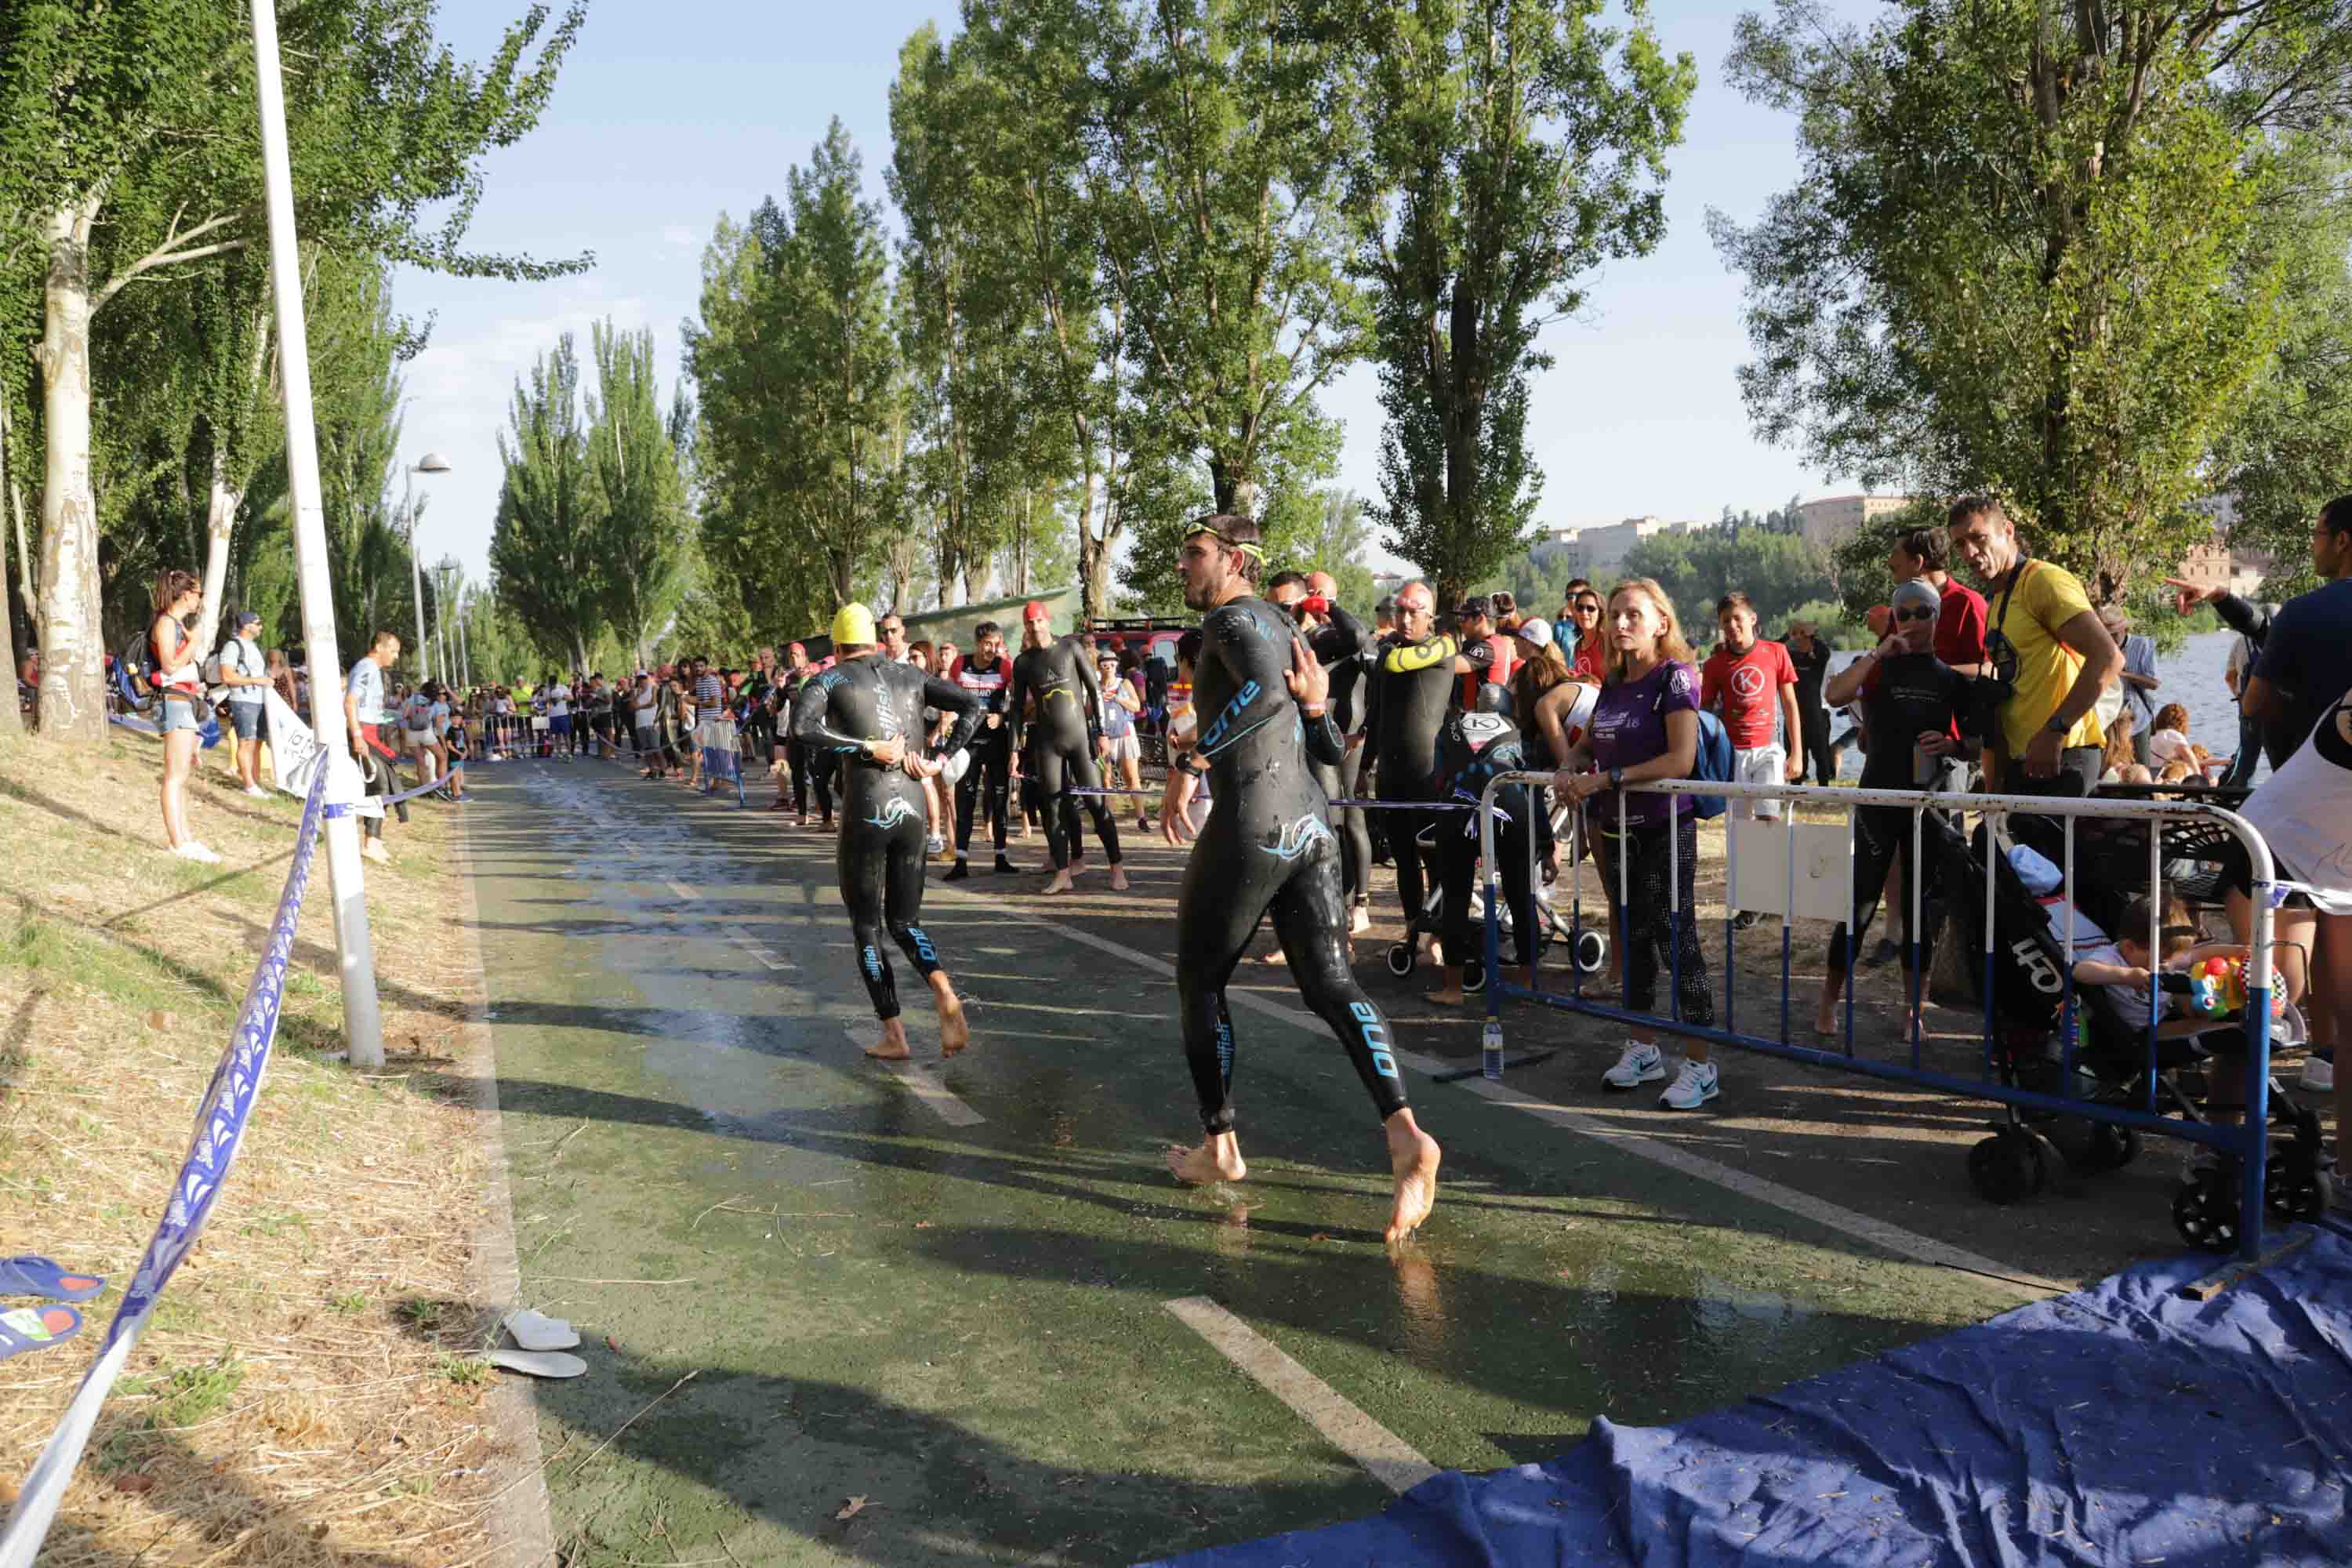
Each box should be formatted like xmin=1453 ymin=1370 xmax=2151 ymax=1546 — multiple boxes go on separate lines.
xmin=1462 ymin=959 xmax=1486 ymax=993
xmin=2171 ymin=1167 xmax=2239 ymax=1252
xmin=2263 ymin=1152 xmax=2331 ymax=1223
xmin=1573 ymin=929 xmax=1609 ymax=976
xmin=1967 ymin=1128 xmax=2046 ymax=1205
xmin=1386 ymin=942 xmax=1416 ymax=978
xmin=2059 ymin=1120 xmax=2140 ymax=1174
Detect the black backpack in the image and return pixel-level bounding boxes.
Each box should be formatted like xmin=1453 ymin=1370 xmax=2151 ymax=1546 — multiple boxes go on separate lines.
xmin=117 ymin=629 xmax=160 ymax=711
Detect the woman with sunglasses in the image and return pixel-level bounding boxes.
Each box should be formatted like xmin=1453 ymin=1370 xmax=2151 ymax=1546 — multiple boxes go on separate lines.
xmin=1814 ymin=579 xmax=1979 ymax=1037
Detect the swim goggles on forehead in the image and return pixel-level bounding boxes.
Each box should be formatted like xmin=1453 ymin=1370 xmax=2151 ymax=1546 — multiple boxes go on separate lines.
xmin=1181 ymin=520 xmax=1265 ymax=560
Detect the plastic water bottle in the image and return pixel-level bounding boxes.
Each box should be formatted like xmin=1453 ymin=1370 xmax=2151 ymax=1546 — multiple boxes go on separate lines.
xmin=1481 ymin=1022 xmax=1504 ymax=1080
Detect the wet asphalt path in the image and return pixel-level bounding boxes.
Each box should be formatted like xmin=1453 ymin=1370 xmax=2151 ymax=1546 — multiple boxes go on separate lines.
xmin=463 ymin=760 xmax=2024 ymax=1566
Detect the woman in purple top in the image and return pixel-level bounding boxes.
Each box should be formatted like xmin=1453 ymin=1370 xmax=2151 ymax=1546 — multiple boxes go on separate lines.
xmin=1551 ymin=578 xmax=1719 ymax=1109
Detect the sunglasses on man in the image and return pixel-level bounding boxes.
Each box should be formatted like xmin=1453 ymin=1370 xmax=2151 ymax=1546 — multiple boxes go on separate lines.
xmin=1893 ymin=605 xmax=1936 ymax=623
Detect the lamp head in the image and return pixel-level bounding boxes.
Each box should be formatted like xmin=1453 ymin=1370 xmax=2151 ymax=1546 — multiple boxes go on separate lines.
xmin=415 ymin=453 xmax=453 ymax=474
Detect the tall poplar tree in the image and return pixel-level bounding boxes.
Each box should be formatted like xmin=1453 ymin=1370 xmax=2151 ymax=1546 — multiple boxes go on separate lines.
xmin=489 ymin=336 xmax=604 ymax=671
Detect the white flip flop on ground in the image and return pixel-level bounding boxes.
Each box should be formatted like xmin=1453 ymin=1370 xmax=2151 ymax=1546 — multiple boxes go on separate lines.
xmin=487 ymin=1348 xmax=587 ymax=1379
xmin=503 ymin=1308 xmax=581 ymax=1351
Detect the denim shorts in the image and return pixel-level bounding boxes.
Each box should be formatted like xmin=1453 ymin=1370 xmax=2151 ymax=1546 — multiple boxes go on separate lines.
xmin=161 ymin=695 xmax=203 ymax=734
xmin=226 ymin=699 xmax=263 ymax=741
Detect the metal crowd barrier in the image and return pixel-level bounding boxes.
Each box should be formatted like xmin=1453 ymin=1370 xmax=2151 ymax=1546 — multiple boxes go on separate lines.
xmin=1475 ymin=771 xmax=2288 ymax=1261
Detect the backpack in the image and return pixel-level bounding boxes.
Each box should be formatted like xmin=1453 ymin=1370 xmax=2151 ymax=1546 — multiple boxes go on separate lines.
xmin=118 ymin=630 xmax=160 ymax=711
xmin=1653 ymin=671 xmax=1735 ymax=820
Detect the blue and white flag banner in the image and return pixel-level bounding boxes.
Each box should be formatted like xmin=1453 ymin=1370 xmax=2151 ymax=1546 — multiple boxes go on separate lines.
xmin=0 ymin=759 xmax=331 ymax=1568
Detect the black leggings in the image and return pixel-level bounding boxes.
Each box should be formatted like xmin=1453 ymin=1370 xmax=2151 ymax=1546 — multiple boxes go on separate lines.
xmin=1438 ymin=805 xmax=1536 ymax=970
xmin=792 ymin=745 xmax=835 ymax=821
xmin=1596 ymin=815 xmax=1712 ymax=1024
xmin=1177 ymin=806 xmax=1407 ymax=1134
xmin=1032 ymin=742 xmax=1121 ymax=869
xmin=1826 ymin=804 xmax=1939 ymax=977
xmin=1380 ymin=791 xmax=1436 ymax=931
xmin=1327 ymin=744 xmax=1373 ymax=906
xmin=955 ymin=742 xmax=1011 ymax=853
xmin=837 ymin=811 xmax=944 ymax=1021
xmin=1803 ymin=717 xmax=1836 ymax=786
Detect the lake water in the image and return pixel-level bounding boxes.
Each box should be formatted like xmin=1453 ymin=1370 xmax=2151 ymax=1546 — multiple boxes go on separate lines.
xmin=1822 ymin=627 xmax=2253 ymax=781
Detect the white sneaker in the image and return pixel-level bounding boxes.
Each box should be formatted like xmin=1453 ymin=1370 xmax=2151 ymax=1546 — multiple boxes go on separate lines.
xmin=1602 ymin=1040 xmax=1664 ymax=1089
xmin=1660 ymin=1057 xmax=1720 ymax=1110
xmin=926 ymin=833 xmax=946 ymax=856
xmin=171 ymin=841 xmax=223 ymax=865
xmin=2299 ymin=1050 xmax=2335 ymax=1093
xmin=243 ymin=784 xmax=270 ymax=799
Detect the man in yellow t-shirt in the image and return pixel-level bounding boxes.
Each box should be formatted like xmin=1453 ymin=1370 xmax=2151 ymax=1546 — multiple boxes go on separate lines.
xmin=1946 ymin=497 xmax=2123 ymax=796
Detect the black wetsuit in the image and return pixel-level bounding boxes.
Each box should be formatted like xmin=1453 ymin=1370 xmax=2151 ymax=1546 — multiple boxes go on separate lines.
xmin=949 ymin=652 xmax=1014 ymax=856
xmin=1177 ymin=595 xmax=1409 ymax=1134
xmin=1360 ymin=633 xmax=1483 ymax=933
xmin=1301 ymin=603 xmax=1377 ymax=908
xmin=1011 ymin=634 xmax=1122 ymax=870
xmin=1789 ymin=637 xmax=1835 ymax=786
xmin=790 ymin=656 xmax=981 ymax=1020
xmin=1433 ymin=709 xmax=1537 ymax=971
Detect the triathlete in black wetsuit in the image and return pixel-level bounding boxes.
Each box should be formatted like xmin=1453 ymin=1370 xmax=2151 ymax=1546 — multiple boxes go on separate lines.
xmin=1268 ymin=572 xmax=1377 ymax=930
xmin=1010 ymin=602 xmax=1126 ymax=895
xmin=790 ymin=604 xmax=983 ymax=1060
xmin=1359 ymin=581 xmax=1497 ymax=956
xmin=1158 ymin=514 xmax=1441 ymax=1246
xmin=943 ymin=621 xmax=1017 ymax=879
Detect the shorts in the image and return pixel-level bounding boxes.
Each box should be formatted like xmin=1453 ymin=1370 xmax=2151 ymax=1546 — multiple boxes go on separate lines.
xmin=1105 ymin=732 xmax=1141 ymax=764
xmin=227 ymin=700 xmax=263 ymax=741
xmin=1730 ymin=742 xmax=1786 ymax=820
xmin=160 ymin=695 xmax=203 ymax=734
xmin=404 ymin=729 xmax=432 ymax=747
xmin=550 ymin=714 xmax=572 ymax=735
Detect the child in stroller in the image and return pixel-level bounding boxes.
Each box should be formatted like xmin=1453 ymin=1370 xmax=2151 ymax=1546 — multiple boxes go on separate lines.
xmin=1952 ymin=822 xmax=2328 ymax=1248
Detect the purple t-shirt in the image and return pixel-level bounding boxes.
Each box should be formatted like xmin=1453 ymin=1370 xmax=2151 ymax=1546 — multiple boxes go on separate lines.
xmin=1586 ymin=659 xmax=1699 ymax=829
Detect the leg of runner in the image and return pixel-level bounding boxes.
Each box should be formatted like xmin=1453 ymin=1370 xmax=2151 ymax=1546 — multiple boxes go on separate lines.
xmin=1036 ymin=747 xmax=1076 ymax=892
xmin=840 ymin=816 xmax=912 ymax=1060
xmin=882 ymin=821 xmax=967 ymax=1056
xmin=1065 ymin=746 xmax=1127 ymax=891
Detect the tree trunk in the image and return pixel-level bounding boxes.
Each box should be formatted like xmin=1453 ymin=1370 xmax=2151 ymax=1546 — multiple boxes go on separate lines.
xmin=193 ymin=450 xmax=243 ymax=658
xmin=35 ymin=200 xmax=107 ymax=745
xmin=1075 ymin=468 xmax=1104 ymax=623
xmin=0 ymin=405 xmax=20 ymax=739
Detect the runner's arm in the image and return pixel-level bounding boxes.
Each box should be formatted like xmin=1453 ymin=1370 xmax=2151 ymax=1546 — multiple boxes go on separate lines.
xmin=924 ymin=673 xmax=982 ymax=758
xmin=789 ymin=676 xmax=868 ymax=757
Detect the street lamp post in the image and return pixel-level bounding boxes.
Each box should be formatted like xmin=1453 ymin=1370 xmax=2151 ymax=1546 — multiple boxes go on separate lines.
xmin=405 ymin=455 xmax=451 ymax=683
xmin=458 ymin=589 xmax=474 ymax=687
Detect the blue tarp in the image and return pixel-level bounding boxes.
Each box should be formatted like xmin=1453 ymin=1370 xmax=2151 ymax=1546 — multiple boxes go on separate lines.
xmin=1151 ymin=1221 xmax=2352 ymax=1568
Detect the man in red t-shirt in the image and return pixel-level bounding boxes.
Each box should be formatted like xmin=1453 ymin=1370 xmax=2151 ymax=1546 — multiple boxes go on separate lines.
xmin=1700 ymin=591 xmax=1805 ymax=825
xmin=1889 ymin=524 xmax=1987 ymax=676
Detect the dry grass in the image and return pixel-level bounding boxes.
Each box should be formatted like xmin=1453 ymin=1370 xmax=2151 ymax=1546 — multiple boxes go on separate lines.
xmin=0 ymin=735 xmax=532 ymax=1566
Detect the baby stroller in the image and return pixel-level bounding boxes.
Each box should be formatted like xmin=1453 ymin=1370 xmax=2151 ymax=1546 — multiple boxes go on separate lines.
xmin=1936 ymin=812 xmax=2328 ymax=1250
xmin=1383 ymin=809 xmax=1603 ymax=988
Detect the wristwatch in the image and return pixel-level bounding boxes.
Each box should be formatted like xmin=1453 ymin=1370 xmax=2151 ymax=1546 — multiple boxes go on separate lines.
xmin=2042 ymin=717 xmax=2070 ymax=737
xmin=1607 ymin=766 xmax=1625 ymax=791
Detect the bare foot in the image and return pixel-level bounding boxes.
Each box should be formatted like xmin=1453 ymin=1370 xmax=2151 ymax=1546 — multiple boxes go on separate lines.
xmin=1425 ymin=988 xmax=1465 ymax=1007
xmin=1814 ymin=1005 xmax=1838 ymax=1036
xmin=935 ymin=983 xmax=970 ymax=1057
xmin=1383 ymin=1112 xmax=1441 ymax=1245
xmin=1109 ymin=866 xmax=1130 ymax=891
xmin=1167 ymin=1133 xmax=1247 ymax=1185
xmin=1258 ymin=947 xmax=1290 ymax=966
xmin=862 ymin=1029 xmax=913 ymax=1062
xmin=1040 ymin=871 xmax=1075 ymax=896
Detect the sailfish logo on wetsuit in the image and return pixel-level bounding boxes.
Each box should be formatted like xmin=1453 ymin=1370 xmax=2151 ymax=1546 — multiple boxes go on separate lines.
xmin=864 ymin=796 xmax=919 ymax=830
xmin=1262 ymin=812 xmax=1335 ymax=862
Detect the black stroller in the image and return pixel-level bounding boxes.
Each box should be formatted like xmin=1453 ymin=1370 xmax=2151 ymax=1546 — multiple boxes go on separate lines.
xmin=1934 ymin=812 xmax=2328 ymax=1250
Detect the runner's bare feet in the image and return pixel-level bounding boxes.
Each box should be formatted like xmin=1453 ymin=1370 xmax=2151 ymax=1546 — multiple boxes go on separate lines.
xmin=1425 ymin=987 xmax=1465 ymax=1007
xmin=1383 ymin=1109 xmax=1441 ymax=1245
xmin=1109 ymin=866 xmax=1130 ymax=891
xmin=933 ymin=976 xmax=970 ymax=1056
xmin=862 ymin=1023 xmax=913 ymax=1062
xmin=1167 ymin=1131 xmax=1247 ymax=1185
xmin=1041 ymin=870 xmax=1075 ymax=896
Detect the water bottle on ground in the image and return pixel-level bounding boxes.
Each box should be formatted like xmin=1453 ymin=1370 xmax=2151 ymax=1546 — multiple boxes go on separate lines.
xmin=1482 ymin=1021 xmax=1504 ymax=1080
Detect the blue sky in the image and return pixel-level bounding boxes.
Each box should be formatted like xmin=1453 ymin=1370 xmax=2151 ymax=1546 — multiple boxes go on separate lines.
xmin=390 ymin=0 xmax=1866 ymax=588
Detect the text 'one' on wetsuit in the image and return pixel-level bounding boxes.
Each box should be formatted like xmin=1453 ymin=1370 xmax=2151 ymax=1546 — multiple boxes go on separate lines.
xmin=1174 ymin=595 xmax=1408 ymax=1134
xmin=791 ymin=657 xmax=981 ymax=1020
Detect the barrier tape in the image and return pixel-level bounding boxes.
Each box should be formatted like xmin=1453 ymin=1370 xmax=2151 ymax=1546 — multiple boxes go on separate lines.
xmin=1066 ymin=786 xmax=1479 ymax=812
xmin=0 ymin=760 xmax=332 ymax=1566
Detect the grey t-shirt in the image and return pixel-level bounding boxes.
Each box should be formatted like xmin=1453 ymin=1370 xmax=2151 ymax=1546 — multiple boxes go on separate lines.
xmin=223 ymin=635 xmax=266 ymax=706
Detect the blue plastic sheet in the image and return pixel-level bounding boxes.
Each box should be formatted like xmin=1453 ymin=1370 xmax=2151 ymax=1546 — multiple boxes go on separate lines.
xmin=1149 ymin=1224 xmax=2352 ymax=1568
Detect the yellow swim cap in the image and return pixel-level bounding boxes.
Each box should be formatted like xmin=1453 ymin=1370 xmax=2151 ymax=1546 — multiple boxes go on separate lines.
xmin=830 ymin=602 xmax=877 ymax=647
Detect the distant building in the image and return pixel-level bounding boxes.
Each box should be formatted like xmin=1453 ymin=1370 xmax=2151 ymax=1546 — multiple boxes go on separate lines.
xmin=1542 ymin=516 xmax=1700 ymax=583
xmin=2177 ymin=493 xmax=2270 ymax=597
xmin=1796 ymin=494 xmax=1920 ymax=555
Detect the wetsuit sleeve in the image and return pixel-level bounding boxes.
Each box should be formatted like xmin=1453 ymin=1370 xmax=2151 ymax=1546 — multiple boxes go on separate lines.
xmin=1006 ymin=655 xmax=1031 ymax=755
xmin=1381 ymin=634 xmax=1461 ymax=674
xmin=1303 ymin=706 xmax=1345 ymax=768
xmin=1322 ymin=602 xmax=1374 ymax=662
xmin=1073 ymin=644 xmax=1105 ymax=746
xmin=790 ymin=675 xmax=866 ymax=757
xmin=1359 ymin=667 xmax=1383 ymax=773
xmin=2212 ymin=590 xmax=2270 ymax=648
xmin=924 ymin=672 xmax=980 ymax=757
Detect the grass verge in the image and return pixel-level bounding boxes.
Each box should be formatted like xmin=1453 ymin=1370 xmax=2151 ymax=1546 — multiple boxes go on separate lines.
xmin=0 ymin=735 xmax=525 ymax=1566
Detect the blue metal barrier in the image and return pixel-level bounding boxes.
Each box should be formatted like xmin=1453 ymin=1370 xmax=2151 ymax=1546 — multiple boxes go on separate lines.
xmin=1477 ymin=771 xmax=2286 ymax=1261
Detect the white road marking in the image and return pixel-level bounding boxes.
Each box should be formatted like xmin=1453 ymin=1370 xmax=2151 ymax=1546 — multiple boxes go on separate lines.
xmin=921 ymin=883 xmax=2059 ymax=1301
xmin=665 ymin=878 xmax=698 ymax=901
xmin=843 ymin=1026 xmax=986 ymax=1125
xmin=1163 ymin=1297 xmax=1440 ymax=1495
xmin=724 ymin=925 xmax=788 ymax=970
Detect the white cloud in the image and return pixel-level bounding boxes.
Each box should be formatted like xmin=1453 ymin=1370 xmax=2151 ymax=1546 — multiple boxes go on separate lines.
xmin=660 ymin=223 xmax=699 ymax=250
